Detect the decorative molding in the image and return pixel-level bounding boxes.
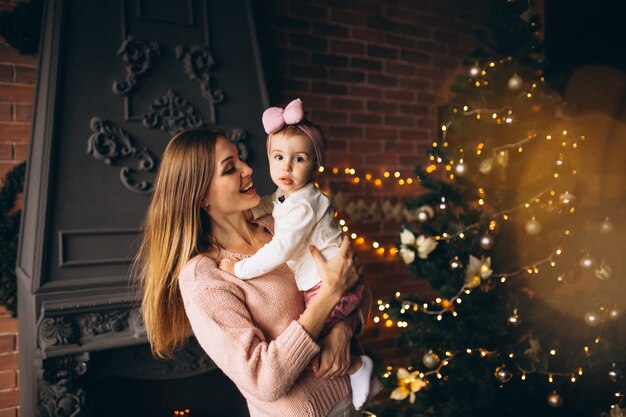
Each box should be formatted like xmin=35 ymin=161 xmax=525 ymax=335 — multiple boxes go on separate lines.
xmin=112 ymin=36 xmax=161 ymax=96
xmin=142 ymin=89 xmax=205 ymax=134
xmin=226 ymin=128 xmax=249 ymax=161
xmin=136 ymin=0 xmax=195 ymax=26
xmin=37 ymin=308 xmax=132 ymax=352
xmin=58 ymin=228 xmax=140 ymax=268
xmin=78 ymin=310 xmax=130 ymax=337
xmin=38 ymin=316 xmax=79 ymax=350
xmin=87 ymin=117 xmax=156 ymax=193
xmin=38 ymin=354 xmax=89 ymax=417
xmin=176 ymin=45 xmax=224 ymax=123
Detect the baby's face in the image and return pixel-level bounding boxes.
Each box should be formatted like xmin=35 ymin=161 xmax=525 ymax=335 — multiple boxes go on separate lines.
xmin=268 ymin=132 xmax=316 ymax=197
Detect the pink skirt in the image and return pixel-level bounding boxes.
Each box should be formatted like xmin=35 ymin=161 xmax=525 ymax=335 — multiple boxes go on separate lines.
xmin=303 ymin=280 xmax=366 ymax=336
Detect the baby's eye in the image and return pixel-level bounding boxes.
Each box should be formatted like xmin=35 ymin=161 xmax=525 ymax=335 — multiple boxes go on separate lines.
xmin=274 ymin=154 xmax=283 ymax=160
xmin=295 ymin=156 xmax=305 ymax=163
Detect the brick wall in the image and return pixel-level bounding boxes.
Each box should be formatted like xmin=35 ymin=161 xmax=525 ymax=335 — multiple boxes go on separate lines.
xmin=0 ymin=0 xmax=35 ymax=414
xmin=254 ymin=0 xmax=490 ymax=359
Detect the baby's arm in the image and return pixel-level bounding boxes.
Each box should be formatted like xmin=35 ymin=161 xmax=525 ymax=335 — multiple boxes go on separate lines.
xmin=234 ymin=201 xmax=316 ymax=279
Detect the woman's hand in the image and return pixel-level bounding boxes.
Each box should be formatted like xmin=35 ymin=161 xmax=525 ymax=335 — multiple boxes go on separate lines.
xmin=311 ymin=320 xmax=353 ymax=379
xmin=310 ymin=236 xmax=358 ymax=299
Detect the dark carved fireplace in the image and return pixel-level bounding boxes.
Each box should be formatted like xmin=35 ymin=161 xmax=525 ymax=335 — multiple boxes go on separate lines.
xmin=17 ymin=1 xmax=271 ymax=415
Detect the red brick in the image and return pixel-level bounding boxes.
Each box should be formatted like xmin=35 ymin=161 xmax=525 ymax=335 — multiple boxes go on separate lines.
xmin=367 ymin=44 xmax=397 ymax=59
xmin=329 ymin=97 xmax=364 ymax=111
xmin=349 ymin=140 xmax=382 ymax=152
xmin=0 ymin=407 xmax=18 ymax=417
xmin=0 ymin=308 xmax=10 ymax=319
xmin=351 ymin=113 xmax=382 ymax=125
xmin=0 ymin=45 xmax=37 ymax=66
xmin=0 ymin=103 xmax=11 ymax=121
xmin=366 ymin=100 xmax=397 ymax=113
xmin=312 ymin=22 xmax=349 ymax=38
xmin=289 ymin=64 xmax=326 ymax=79
xmin=0 ymin=390 xmax=18 ymax=408
xmin=12 ymin=144 xmax=28 ymax=161
xmin=0 ymin=371 xmax=16 ymax=390
xmin=351 ymin=28 xmax=382 ymax=43
xmin=0 ymin=353 xmax=17 ymax=372
xmin=326 ymin=138 xmax=347 ymax=152
xmin=13 ymin=104 xmax=31 ymax=122
xmin=351 ymin=57 xmax=381 ymax=71
xmin=0 ymin=123 xmax=30 ymax=140
xmin=330 ymin=40 xmax=365 ymax=56
xmin=0 ymin=144 xmax=11 ymax=160
xmin=328 ymin=69 xmax=365 ymax=83
xmin=310 ymin=81 xmax=348 ymax=95
xmin=385 ymin=89 xmax=414 ymax=102
xmin=386 ymin=62 xmax=417 ymax=75
xmin=386 ymin=34 xmax=417 ymax=49
xmin=0 ymin=336 xmax=15 ymax=353
xmin=0 ymin=84 xmax=34 ymax=102
xmin=0 ymin=318 xmax=16 ymax=334
xmin=399 ymin=78 xmax=430 ymax=89
xmin=385 ymin=141 xmax=417 ymax=154
xmin=367 ymin=73 xmax=397 ymax=87
xmin=312 ymin=53 xmax=348 ymax=68
xmin=385 ymin=115 xmax=415 ymax=127
xmin=0 ymin=65 xmax=12 ymax=83
xmin=289 ymin=34 xmax=327 ymax=51
xmin=13 ymin=66 xmax=35 ymax=84
xmin=328 ymin=126 xmax=363 ymax=139
xmin=366 ymin=127 xmax=396 ymax=139
xmin=311 ymin=110 xmax=348 ymax=124
xmin=350 ymin=85 xmax=382 ymax=98
xmin=400 ymin=104 xmax=429 ymax=115
xmin=331 ymin=9 xmax=365 ymax=26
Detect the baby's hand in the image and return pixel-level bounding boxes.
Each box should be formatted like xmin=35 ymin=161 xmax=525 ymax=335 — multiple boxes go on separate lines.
xmin=219 ymin=257 xmax=236 ymax=275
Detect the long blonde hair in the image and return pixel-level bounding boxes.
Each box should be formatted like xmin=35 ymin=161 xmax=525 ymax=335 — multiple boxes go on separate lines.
xmin=134 ymin=128 xmax=223 ymax=358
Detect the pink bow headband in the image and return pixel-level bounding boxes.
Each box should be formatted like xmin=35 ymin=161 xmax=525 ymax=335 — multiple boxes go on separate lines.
xmin=262 ymin=98 xmax=326 ymax=167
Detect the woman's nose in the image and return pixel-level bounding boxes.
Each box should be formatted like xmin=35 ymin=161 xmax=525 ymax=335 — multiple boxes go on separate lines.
xmin=241 ymin=161 xmax=253 ymax=177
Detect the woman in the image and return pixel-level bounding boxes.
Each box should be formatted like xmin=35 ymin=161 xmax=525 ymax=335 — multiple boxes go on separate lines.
xmin=135 ymin=127 xmax=373 ymax=416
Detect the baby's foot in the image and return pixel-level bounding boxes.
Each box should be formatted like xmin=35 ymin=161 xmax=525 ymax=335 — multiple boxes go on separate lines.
xmin=349 ymin=355 xmax=373 ymax=410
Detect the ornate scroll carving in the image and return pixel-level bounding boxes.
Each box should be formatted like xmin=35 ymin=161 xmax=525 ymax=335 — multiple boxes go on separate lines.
xmin=39 ymin=354 xmax=89 ymax=417
xmin=112 ymin=36 xmax=161 ymax=95
xmin=87 ymin=117 xmax=156 ymax=193
xmin=142 ymin=89 xmax=205 ymax=134
xmin=226 ymin=128 xmax=249 ymax=161
xmin=176 ymin=45 xmax=224 ymax=123
xmin=78 ymin=310 xmax=129 ymax=337
xmin=37 ymin=309 xmax=131 ymax=352
xmin=37 ymin=317 xmax=79 ymax=350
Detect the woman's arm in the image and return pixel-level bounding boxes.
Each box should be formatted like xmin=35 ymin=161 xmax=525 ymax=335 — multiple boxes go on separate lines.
xmin=313 ymin=283 xmax=372 ymax=379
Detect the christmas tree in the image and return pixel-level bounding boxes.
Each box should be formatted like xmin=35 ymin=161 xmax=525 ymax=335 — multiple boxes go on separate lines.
xmin=369 ymin=1 xmax=625 ymax=416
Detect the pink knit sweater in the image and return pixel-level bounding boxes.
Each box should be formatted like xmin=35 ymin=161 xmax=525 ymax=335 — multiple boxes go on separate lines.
xmin=178 ymin=218 xmax=352 ymax=417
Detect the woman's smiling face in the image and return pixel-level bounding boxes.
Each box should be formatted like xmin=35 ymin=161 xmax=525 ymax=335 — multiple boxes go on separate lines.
xmin=204 ymin=136 xmax=260 ymax=216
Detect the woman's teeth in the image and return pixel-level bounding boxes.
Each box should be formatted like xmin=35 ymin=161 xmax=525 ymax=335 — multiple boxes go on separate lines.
xmin=240 ymin=183 xmax=253 ymax=193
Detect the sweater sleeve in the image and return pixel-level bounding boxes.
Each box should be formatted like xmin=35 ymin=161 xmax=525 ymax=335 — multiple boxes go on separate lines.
xmin=180 ymin=257 xmax=320 ymax=402
xmin=234 ymin=200 xmax=316 ymax=279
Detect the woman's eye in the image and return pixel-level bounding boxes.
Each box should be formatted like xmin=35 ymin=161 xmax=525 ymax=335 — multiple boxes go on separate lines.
xmin=224 ymin=166 xmax=235 ymax=175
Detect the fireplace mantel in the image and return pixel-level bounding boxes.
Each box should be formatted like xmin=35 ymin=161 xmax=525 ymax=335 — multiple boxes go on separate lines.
xmin=17 ymin=0 xmax=269 ymax=415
